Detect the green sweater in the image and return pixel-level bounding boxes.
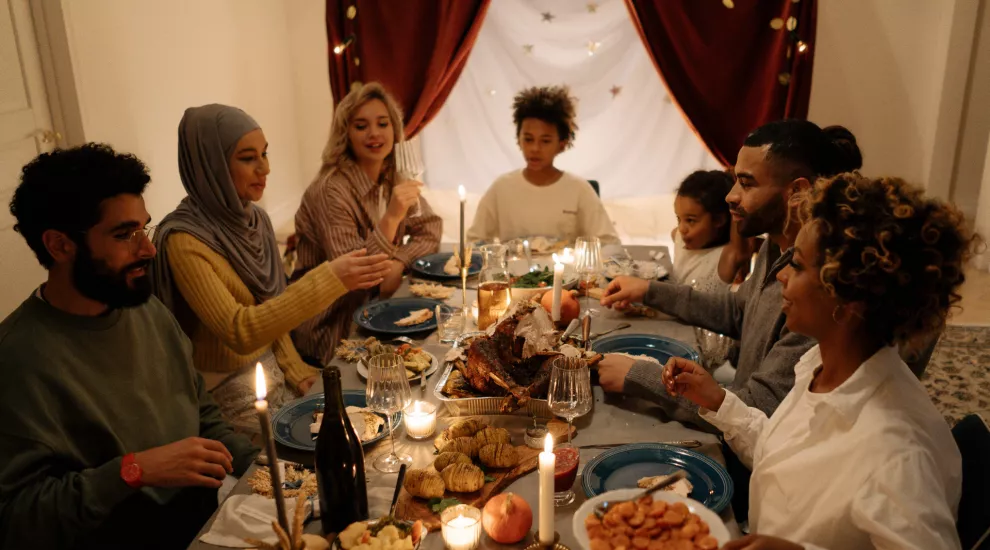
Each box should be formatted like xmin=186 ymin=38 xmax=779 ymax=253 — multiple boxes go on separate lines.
xmin=0 ymin=293 xmax=258 ymax=549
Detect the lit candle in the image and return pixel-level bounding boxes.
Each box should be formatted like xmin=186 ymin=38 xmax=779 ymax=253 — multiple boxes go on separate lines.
xmin=561 ymin=248 xmax=575 ymax=265
xmin=255 ymin=363 xmax=289 ymax=534
xmin=471 ymin=300 xmax=479 ymax=325
xmin=551 ymin=254 xmax=563 ymax=323
xmin=458 ymin=185 xmax=467 ymax=270
xmin=523 ymin=239 xmax=534 ymax=271
xmin=441 ymin=504 xmax=482 ymax=550
xmin=538 ymin=433 xmax=555 ymax=545
xmin=404 ymin=400 xmax=437 ymax=439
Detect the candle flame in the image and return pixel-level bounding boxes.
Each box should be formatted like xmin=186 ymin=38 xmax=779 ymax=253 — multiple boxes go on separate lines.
xmin=458 ymin=185 xmax=466 ymax=201
xmin=523 ymin=240 xmax=529 ymax=247
xmin=551 ymin=253 xmax=559 ymax=264
xmin=544 ymin=433 xmax=553 ymax=453
xmin=255 ymin=363 xmax=266 ymax=400
xmin=413 ymin=401 xmax=422 ymax=414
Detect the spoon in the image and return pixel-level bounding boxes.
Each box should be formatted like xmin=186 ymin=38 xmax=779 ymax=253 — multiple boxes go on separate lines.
xmin=593 ymin=470 xmax=687 ymax=519
xmin=389 ymin=464 xmax=407 ymax=518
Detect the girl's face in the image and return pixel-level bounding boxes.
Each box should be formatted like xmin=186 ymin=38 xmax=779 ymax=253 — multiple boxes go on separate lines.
xmin=518 ymin=118 xmax=566 ymax=172
xmin=348 ymin=99 xmax=395 ymax=164
xmin=228 ymin=129 xmax=269 ymax=204
xmin=674 ymin=195 xmax=726 ymax=250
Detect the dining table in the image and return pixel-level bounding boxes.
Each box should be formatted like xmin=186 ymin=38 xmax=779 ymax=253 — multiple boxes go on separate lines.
xmin=188 ymin=244 xmax=742 ymax=549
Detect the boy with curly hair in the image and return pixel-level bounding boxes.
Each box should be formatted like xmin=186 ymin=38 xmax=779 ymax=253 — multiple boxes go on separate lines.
xmin=467 ymin=85 xmax=618 ymax=243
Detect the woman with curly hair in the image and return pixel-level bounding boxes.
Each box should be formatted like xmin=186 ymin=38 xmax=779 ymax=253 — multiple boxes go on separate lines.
xmin=467 ymin=85 xmax=618 ymax=243
xmin=291 ymin=83 xmax=442 ymax=365
xmin=663 ymin=173 xmax=972 ymax=550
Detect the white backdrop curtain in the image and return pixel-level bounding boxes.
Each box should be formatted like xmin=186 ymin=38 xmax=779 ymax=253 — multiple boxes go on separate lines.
xmin=419 ymin=0 xmax=721 ymax=246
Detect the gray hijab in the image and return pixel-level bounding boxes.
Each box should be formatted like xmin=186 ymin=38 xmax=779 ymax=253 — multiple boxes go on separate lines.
xmin=152 ymin=104 xmax=286 ymax=312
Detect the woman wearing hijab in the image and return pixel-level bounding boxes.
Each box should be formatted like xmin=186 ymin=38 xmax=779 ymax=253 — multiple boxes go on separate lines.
xmin=152 ymin=104 xmax=391 ymax=432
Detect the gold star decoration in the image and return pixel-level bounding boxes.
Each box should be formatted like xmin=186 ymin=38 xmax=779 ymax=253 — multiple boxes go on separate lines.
xmin=541 ymin=11 xmax=555 ymax=22
xmin=587 ymin=2 xmax=599 ymax=13
xmin=587 ymin=41 xmax=602 ymax=56
xmin=769 ymin=18 xmax=784 ymax=30
xmin=522 ymin=44 xmax=534 ymax=55
xmin=722 ymin=0 xmax=735 ymax=8
xmin=609 ymin=85 xmax=622 ymax=98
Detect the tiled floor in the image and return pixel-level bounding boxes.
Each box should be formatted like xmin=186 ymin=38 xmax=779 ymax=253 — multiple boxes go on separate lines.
xmin=952 ymin=267 xmax=990 ymax=326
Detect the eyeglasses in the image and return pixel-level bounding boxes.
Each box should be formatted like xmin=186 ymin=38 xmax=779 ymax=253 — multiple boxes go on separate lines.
xmin=74 ymin=225 xmax=157 ymax=250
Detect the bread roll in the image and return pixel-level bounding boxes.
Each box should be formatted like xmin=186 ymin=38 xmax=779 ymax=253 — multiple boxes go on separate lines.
xmin=440 ymin=463 xmax=485 ymax=493
xmin=478 ymin=443 xmax=519 ymax=468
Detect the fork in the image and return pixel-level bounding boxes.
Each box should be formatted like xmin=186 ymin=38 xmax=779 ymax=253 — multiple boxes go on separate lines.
xmin=593 ymin=470 xmax=688 ymax=518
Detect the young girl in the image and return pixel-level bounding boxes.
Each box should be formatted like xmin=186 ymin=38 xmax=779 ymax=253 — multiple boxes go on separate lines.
xmin=467 ymin=85 xmax=618 ymax=244
xmin=670 ymin=170 xmax=734 ymax=292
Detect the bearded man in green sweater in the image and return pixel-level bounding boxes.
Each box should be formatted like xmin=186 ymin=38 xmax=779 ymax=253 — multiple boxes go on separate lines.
xmin=0 ymin=144 xmax=258 ymax=549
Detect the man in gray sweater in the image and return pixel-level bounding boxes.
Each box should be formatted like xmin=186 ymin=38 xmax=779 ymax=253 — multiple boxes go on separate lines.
xmin=598 ymin=120 xmax=863 ymax=425
xmin=0 ymin=144 xmax=258 ymax=549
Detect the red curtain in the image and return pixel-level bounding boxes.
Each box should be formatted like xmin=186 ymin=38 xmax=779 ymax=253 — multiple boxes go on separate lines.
xmin=625 ymin=0 xmax=817 ymax=166
xmin=326 ymin=0 xmax=490 ymax=138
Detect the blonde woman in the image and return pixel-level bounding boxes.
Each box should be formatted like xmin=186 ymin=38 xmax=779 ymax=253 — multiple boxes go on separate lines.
xmin=292 ymin=83 xmax=442 ymax=365
xmin=151 ymin=105 xmax=392 ymax=433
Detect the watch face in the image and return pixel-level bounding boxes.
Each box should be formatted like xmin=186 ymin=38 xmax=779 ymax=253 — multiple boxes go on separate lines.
xmin=122 ymin=462 xmax=141 ymax=483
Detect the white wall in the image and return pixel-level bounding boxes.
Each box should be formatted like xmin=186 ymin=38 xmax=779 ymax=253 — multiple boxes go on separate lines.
xmin=59 ymin=0 xmax=310 ymax=234
xmin=809 ymin=0 xmax=962 ymax=189
xmin=952 ymin=0 xmax=990 ymax=221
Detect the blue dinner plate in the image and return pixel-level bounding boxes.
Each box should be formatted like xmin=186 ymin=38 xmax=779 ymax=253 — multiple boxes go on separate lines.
xmin=271 ymin=390 xmax=402 ymax=451
xmin=592 ymin=333 xmax=699 ymax=364
xmin=354 ymin=297 xmax=452 ymax=335
xmin=582 ymin=443 xmax=734 ymax=513
xmin=411 ymin=252 xmax=483 ymax=280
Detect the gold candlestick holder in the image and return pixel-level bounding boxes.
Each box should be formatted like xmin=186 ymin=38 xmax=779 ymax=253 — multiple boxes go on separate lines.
xmin=524 ymin=532 xmax=570 ymax=550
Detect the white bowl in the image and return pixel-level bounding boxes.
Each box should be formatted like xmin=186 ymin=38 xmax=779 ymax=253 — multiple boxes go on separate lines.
xmin=572 ymin=488 xmax=731 ymax=550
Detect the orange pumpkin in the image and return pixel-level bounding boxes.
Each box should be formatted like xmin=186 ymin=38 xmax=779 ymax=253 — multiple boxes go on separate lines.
xmin=482 ymin=492 xmax=533 ymax=544
xmin=540 ymin=289 xmax=580 ymax=326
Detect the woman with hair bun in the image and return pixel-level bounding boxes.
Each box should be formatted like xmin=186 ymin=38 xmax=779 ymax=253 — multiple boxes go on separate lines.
xmin=665 ymin=173 xmax=974 ymax=550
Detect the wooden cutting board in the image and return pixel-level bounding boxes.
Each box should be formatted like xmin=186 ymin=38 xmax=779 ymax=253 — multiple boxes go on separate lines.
xmin=394 ymin=419 xmax=576 ymax=530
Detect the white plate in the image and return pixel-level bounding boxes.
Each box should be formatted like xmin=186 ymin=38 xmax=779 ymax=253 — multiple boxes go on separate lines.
xmin=571 ymin=488 xmax=731 ymax=550
xmin=356 ymin=350 xmax=439 ymax=383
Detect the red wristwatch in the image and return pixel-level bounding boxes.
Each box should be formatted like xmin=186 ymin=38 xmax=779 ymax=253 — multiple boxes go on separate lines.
xmin=120 ymin=453 xmax=143 ymax=489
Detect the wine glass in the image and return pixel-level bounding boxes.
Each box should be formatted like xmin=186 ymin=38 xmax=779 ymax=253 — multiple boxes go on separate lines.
xmin=547 ymin=356 xmax=592 ymax=506
xmin=365 ymin=353 xmax=413 ymax=472
xmin=574 ymin=237 xmax=603 ymax=311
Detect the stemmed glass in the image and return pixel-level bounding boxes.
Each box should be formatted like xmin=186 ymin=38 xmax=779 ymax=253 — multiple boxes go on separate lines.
xmin=574 ymin=237 xmax=603 ymax=311
xmin=547 ymin=356 xmax=592 ymax=506
xmin=366 ymin=353 xmax=413 ymax=472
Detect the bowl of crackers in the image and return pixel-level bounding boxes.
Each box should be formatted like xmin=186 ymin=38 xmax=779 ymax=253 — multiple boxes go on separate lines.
xmin=572 ymin=488 xmax=730 ymax=550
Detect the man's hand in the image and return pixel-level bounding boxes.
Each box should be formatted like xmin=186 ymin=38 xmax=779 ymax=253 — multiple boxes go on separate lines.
xmin=134 ymin=437 xmax=234 ymax=489
xmin=596 ymin=354 xmax=636 ymax=393
xmin=600 ymin=276 xmax=650 ymax=310
xmin=379 ymin=260 xmax=405 ymax=298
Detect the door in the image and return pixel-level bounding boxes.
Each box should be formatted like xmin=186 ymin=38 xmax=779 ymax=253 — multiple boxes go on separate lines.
xmin=0 ymin=0 xmax=56 ymax=318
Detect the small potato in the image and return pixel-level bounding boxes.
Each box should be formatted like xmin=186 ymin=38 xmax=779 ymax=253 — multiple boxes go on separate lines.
xmin=474 ymin=427 xmax=511 ymax=447
xmin=647 ymin=541 xmax=665 ymax=550
xmin=636 ymin=495 xmax=653 ymax=507
xmin=585 ymin=515 xmax=603 ymax=530
xmin=694 ymin=535 xmax=718 ymax=550
xmin=478 ymin=443 xmax=518 ymax=468
xmin=402 ymin=469 xmax=445 ymax=499
xmin=628 ymin=513 xmax=645 ymax=527
xmin=615 ymin=502 xmax=636 ymax=518
xmin=648 ymin=501 xmax=668 ymax=518
xmin=433 ymin=451 xmax=471 ymax=472
xmin=590 ymin=539 xmax=611 ymax=550
xmin=603 ymin=510 xmax=623 ymax=528
xmin=610 ymin=534 xmax=631 ymax=549
xmin=440 ymin=437 xmax=478 ymax=458
xmin=440 ymin=462 xmax=484 ymax=493
xmin=676 ymin=522 xmax=699 ymax=539
xmin=631 ymin=537 xmax=650 ymax=550
xmin=670 ymin=502 xmax=690 ymax=516
xmin=668 ymin=540 xmax=693 ymax=550
xmin=659 ymin=510 xmax=685 ymax=528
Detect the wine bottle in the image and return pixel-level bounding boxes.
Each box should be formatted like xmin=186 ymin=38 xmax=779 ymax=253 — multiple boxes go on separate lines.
xmin=316 ymin=366 xmax=369 ymax=534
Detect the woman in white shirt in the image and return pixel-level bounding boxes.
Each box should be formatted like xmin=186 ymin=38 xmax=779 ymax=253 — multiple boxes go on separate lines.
xmin=663 ymin=173 xmax=974 ymax=550
xmin=467 ymin=85 xmax=618 ymax=244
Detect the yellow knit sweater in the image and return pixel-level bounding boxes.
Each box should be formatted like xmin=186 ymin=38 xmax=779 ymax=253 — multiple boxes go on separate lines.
xmin=165 ymin=232 xmax=347 ymax=391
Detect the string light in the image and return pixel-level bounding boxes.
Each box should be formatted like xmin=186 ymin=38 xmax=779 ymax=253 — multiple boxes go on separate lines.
xmin=333 ymin=34 xmax=355 ymax=55
xmin=797 ymin=40 xmax=808 ymax=53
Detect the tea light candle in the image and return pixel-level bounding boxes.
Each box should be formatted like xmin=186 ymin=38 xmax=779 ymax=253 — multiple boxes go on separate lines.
xmin=471 ymin=301 xmax=479 ymax=325
xmin=538 ymin=433 xmax=555 ymax=544
xmin=441 ymin=504 xmax=482 ymax=550
xmin=404 ymin=400 xmax=437 ymax=439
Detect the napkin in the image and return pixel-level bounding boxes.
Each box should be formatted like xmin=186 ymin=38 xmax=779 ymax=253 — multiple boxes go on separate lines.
xmin=198 ymin=494 xmax=314 ymax=548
